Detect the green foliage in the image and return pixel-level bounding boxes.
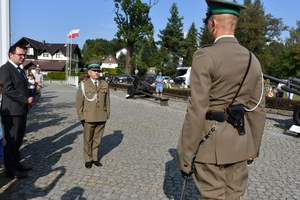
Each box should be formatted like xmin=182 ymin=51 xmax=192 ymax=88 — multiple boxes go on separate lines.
xmin=183 ymin=22 xmax=199 ymax=67
xmin=81 ymin=38 xmax=125 ymax=65
xmin=114 ymin=0 xmax=158 ymax=74
xmin=48 ymin=72 xmax=66 ymax=80
xmin=101 ymin=68 xmax=118 ymax=76
xmin=199 ymin=19 xmax=211 ymax=46
xmin=265 ymin=97 xmax=300 ymax=111
xmin=157 ymin=3 xmax=185 ymax=69
xmin=267 ymin=20 xmax=300 ymax=78
xmin=198 ymin=0 xmax=288 ymax=76
xmin=235 ymin=0 xmax=288 ymax=72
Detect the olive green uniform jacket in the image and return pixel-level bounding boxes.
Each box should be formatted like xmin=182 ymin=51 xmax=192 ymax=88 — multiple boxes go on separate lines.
xmin=76 ymin=79 xmax=110 ymax=122
xmin=177 ymin=37 xmax=266 ymax=174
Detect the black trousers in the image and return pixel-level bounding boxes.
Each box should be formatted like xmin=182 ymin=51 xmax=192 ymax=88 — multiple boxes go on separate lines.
xmin=2 ymin=115 xmax=27 ymax=172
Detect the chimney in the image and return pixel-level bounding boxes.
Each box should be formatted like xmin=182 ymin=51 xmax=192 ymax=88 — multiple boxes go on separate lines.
xmin=42 ymin=40 xmax=45 ymax=44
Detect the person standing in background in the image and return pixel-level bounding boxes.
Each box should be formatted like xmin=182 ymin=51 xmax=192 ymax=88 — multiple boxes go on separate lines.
xmin=155 ymin=72 xmax=164 ymax=100
xmin=34 ymin=67 xmax=44 ymax=101
xmin=0 ymin=45 xmax=34 ymax=179
xmin=0 ymin=81 xmax=7 ymax=166
xmin=27 ymin=74 xmax=36 ymax=98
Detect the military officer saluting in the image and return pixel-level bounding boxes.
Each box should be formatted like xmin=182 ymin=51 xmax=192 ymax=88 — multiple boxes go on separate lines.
xmin=76 ymin=63 xmax=110 ymax=168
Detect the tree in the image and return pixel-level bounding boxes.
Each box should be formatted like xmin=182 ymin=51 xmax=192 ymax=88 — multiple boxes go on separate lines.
xmin=114 ymin=0 xmax=159 ymax=74
xmin=183 ymin=22 xmax=199 ymax=67
xmin=81 ymin=38 xmax=126 ymax=66
xmin=281 ymin=20 xmax=300 ymax=77
xmin=235 ymin=0 xmax=288 ymax=71
xmin=198 ymin=17 xmax=211 ymax=47
xmin=157 ymin=3 xmax=185 ymax=70
xmin=264 ymin=41 xmax=285 ymax=77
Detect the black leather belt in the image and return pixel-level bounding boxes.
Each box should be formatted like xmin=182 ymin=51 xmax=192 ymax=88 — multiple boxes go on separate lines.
xmin=205 ymin=111 xmax=228 ymax=122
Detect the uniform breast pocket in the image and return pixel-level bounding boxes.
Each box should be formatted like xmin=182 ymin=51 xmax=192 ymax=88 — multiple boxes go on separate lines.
xmin=84 ymin=90 xmax=96 ymax=99
xmin=100 ymin=89 xmax=107 ymax=96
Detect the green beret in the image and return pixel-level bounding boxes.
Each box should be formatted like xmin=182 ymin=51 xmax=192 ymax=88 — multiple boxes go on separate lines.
xmin=88 ymin=63 xmax=101 ymax=70
xmin=205 ymin=0 xmax=247 ymax=23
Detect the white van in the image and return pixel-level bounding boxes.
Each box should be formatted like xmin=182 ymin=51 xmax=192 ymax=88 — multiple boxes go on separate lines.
xmin=174 ymin=67 xmax=191 ymax=86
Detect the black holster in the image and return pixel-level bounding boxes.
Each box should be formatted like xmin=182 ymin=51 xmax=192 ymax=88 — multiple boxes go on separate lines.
xmin=225 ymin=104 xmax=246 ymax=135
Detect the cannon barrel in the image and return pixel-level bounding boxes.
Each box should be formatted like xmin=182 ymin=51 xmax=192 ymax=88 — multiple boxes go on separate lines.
xmin=263 ymin=74 xmax=300 ymax=96
xmin=291 ymin=77 xmax=300 ymax=85
xmin=263 ymin=74 xmax=287 ymax=85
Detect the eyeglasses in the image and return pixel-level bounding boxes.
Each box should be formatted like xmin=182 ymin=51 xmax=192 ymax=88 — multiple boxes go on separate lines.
xmin=13 ymin=53 xmax=26 ymax=58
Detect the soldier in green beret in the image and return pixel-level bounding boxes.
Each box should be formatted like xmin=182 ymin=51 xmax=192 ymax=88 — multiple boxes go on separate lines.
xmin=76 ymin=63 xmax=110 ymax=168
xmin=177 ymin=0 xmax=266 ymax=199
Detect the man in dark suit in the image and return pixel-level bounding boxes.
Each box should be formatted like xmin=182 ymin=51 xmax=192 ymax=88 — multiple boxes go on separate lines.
xmin=0 ymin=45 xmax=34 ymax=179
xmin=177 ymin=0 xmax=266 ymax=199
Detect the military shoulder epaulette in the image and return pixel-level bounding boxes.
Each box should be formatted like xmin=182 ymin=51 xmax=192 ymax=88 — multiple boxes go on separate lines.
xmin=200 ymin=44 xmax=213 ymax=48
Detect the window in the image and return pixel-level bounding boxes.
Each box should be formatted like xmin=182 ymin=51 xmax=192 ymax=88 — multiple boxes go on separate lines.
xmin=27 ymin=48 xmax=34 ymax=55
xmin=43 ymin=53 xmax=49 ymax=57
xmin=56 ymin=53 xmax=63 ymax=58
xmin=72 ymin=54 xmax=78 ymax=60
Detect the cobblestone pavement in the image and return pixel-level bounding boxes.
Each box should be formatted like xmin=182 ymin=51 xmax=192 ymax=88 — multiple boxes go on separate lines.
xmin=0 ymin=83 xmax=299 ymax=200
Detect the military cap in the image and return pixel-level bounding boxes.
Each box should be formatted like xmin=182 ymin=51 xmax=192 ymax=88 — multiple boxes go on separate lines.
xmin=87 ymin=63 xmax=101 ymax=71
xmin=205 ymin=0 xmax=247 ymax=23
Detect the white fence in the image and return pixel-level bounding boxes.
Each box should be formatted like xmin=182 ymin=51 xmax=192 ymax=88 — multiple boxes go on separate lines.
xmin=67 ymin=76 xmax=79 ymax=87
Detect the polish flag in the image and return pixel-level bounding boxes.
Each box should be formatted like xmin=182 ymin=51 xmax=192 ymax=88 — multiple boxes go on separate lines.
xmin=67 ymin=29 xmax=80 ymax=39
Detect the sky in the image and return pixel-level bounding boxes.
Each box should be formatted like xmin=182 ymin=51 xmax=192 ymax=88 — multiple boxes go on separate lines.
xmin=10 ymin=0 xmax=300 ymax=49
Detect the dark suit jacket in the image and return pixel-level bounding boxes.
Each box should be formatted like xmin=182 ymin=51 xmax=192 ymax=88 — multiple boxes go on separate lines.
xmin=0 ymin=61 xmax=29 ymax=116
xmin=177 ymin=37 xmax=266 ymax=173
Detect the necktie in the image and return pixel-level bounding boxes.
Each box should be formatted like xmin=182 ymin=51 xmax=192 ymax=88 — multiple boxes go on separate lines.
xmin=17 ymin=66 xmax=27 ymax=80
xmin=94 ymin=81 xmax=98 ymax=87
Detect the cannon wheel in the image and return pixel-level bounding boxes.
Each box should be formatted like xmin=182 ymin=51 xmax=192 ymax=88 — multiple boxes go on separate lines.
xmin=127 ymin=86 xmax=135 ymax=98
xmin=293 ymin=105 xmax=300 ymax=126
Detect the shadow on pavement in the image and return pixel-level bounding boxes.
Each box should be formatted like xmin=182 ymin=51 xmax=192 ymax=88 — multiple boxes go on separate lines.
xmin=98 ymin=130 xmax=124 ymax=161
xmin=61 ymin=186 xmax=87 ymax=200
xmin=0 ymin=122 xmax=82 ymax=199
xmin=163 ymin=149 xmax=197 ymax=200
xmin=266 ymin=116 xmax=299 ymax=137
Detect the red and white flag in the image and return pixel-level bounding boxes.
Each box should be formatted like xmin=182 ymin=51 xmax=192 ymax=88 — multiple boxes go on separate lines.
xmin=67 ymin=29 xmax=80 ymax=39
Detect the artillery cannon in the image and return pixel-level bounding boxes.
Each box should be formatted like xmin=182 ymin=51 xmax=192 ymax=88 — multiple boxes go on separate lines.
xmin=263 ymin=74 xmax=300 ymax=126
xmin=126 ymin=75 xmax=153 ymax=99
xmin=117 ymin=70 xmax=169 ymax=106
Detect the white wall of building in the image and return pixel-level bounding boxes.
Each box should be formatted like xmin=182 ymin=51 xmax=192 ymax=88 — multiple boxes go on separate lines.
xmin=0 ymin=0 xmax=10 ymax=65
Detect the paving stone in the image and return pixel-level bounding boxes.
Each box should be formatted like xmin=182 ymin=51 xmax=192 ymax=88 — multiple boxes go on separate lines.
xmin=0 ymin=83 xmax=299 ymax=199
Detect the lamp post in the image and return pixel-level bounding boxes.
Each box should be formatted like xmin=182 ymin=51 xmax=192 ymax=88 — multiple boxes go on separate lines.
xmin=65 ymin=43 xmax=68 ymax=85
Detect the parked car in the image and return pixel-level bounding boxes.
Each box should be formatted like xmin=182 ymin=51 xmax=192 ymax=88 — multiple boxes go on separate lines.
xmin=115 ymin=74 xmax=128 ymax=83
xmin=145 ymin=74 xmax=156 ymax=84
xmin=174 ymin=76 xmax=186 ymax=85
xmin=163 ymin=76 xmax=174 ymax=84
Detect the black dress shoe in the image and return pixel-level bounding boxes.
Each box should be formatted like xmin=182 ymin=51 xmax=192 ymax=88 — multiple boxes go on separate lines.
xmin=6 ymin=171 xmax=28 ymax=179
xmin=17 ymin=164 xmax=33 ymax=172
xmin=85 ymin=162 xmax=92 ymax=168
xmin=92 ymin=161 xmax=102 ymax=167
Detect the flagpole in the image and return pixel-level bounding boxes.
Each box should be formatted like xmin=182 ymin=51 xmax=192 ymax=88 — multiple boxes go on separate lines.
xmin=69 ymin=37 xmax=72 ymax=85
xmin=66 ymin=32 xmax=69 ymax=85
